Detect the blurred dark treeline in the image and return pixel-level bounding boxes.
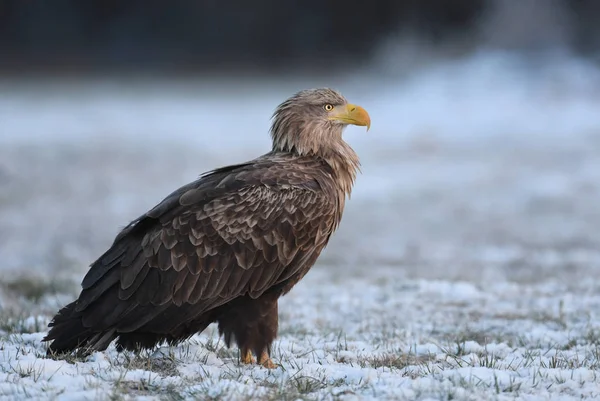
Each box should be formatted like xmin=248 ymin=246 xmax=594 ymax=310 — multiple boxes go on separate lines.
xmin=0 ymin=0 xmax=598 ymax=75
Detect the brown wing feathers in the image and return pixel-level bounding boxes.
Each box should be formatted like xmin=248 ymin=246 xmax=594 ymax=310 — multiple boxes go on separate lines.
xmin=44 ymin=157 xmax=337 ymax=354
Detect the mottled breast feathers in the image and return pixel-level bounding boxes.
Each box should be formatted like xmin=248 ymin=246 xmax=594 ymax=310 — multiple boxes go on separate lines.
xmin=75 ymin=154 xmax=340 ymax=329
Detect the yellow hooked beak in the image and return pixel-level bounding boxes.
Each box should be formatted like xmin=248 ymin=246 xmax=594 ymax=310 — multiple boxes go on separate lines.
xmin=328 ymin=103 xmax=371 ymax=131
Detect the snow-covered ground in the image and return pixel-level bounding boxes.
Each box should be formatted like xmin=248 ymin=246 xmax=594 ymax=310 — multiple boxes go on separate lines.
xmin=1 ymin=51 xmax=600 ymax=400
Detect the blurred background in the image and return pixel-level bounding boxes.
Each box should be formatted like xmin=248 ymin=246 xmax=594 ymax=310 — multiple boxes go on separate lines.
xmin=2 ymin=0 xmax=600 ymax=306
xmin=1 ymin=0 xmax=600 ymax=73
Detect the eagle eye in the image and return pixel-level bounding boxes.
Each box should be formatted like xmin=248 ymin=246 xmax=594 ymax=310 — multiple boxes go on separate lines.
xmin=324 ymin=104 xmax=334 ymax=111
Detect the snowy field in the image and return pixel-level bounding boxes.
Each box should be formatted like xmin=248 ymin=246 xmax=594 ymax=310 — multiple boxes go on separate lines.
xmin=1 ymin=51 xmax=600 ymax=400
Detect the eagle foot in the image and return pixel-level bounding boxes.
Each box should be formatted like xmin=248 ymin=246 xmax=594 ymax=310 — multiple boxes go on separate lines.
xmin=240 ymin=348 xmax=256 ymax=364
xmin=258 ymin=350 xmax=277 ymax=369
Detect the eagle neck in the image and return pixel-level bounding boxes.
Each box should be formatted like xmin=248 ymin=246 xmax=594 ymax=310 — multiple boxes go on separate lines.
xmin=321 ymin=140 xmax=360 ymax=200
xmin=270 ymin=122 xmax=360 ymax=201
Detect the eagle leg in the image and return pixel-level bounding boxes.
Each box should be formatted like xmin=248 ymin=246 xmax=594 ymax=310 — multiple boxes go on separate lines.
xmin=218 ymin=291 xmax=280 ymax=368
